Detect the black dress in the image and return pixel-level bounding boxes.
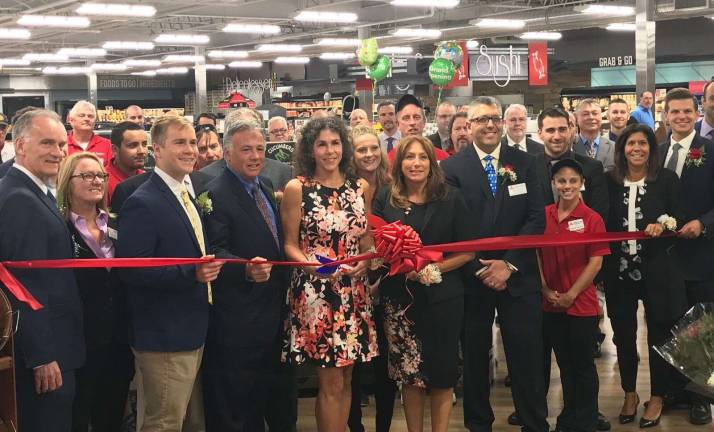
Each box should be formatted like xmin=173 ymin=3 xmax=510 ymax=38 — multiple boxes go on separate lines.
xmin=372 ymin=185 xmax=475 ymax=389
xmin=603 ymin=169 xmax=688 ymax=396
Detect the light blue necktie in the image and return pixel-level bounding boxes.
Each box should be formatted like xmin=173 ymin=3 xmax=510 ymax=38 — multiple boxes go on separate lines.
xmin=483 ymin=155 xmax=497 ymax=196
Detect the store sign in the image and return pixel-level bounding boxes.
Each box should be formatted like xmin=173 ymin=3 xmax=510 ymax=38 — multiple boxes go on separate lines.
xmin=266 ymin=141 xmax=295 ymax=165
xmin=469 ymin=45 xmax=528 ymax=87
xmin=528 ymin=42 xmax=548 ymax=86
xmin=98 ymin=78 xmax=177 ymax=89
xmin=444 ymin=41 xmax=470 ymax=89
xmin=598 ymin=56 xmax=634 ymax=67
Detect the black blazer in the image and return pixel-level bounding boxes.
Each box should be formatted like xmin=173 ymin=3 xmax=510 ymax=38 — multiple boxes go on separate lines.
xmin=533 ymin=151 xmax=609 ymax=221
xmin=603 ymin=169 xmax=688 ymax=322
xmin=660 ymin=134 xmax=714 ymax=280
xmin=372 ymin=186 xmax=476 ymax=303
xmin=204 ymin=169 xmax=287 ymax=350
xmin=116 ymin=173 xmax=210 ymax=352
xmin=427 ymin=132 xmax=444 ymax=149
xmin=67 ymin=218 xmax=128 ymax=349
xmin=441 ymin=144 xmax=545 ymax=296
xmin=500 ymin=136 xmax=544 ymax=156
xmin=0 ymin=157 xmax=14 ymax=178
xmin=0 ymin=168 xmax=85 ymax=370
xmin=110 ymin=170 xmax=212 ymax=214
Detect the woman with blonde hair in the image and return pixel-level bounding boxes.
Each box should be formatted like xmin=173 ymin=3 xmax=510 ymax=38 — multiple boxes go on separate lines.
xmin=351 ymin=125 xmax=391 ymax=202
xmin=57 ymin=152 xmax=132 ymax=432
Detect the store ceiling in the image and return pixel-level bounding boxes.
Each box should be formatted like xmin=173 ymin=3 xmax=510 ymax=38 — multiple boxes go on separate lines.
xmin=0 ymin=0 xmax=711 ymax=75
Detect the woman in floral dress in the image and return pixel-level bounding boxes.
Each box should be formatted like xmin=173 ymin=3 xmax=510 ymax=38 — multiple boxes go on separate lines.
xmin=281 ymin=117 xmax=378 ymax=431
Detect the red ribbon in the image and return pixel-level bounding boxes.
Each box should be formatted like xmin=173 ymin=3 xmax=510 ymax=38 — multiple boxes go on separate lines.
xmin=372 ymin=220 xmax=442 ymax=276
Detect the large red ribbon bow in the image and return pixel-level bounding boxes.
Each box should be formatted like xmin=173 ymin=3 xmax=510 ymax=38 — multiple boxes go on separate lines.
xmin=369 ymin=215 xmax=442 ymax=275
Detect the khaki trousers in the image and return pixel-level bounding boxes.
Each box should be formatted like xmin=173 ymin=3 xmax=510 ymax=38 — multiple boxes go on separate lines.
xmin=133 ymin=347 xmax=205 ymax=432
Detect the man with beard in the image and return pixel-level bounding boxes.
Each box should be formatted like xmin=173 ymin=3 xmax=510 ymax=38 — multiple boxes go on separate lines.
xmin=106 ymin=121 xmax=148 ymax=203
xmin=67 ymin=100 xmax=112 ymax=166
xmin=377 ymin=101 xmax=400 ymax=153
xmin=607 ymin=99 xmax=630 ymax=141
xmin=630 ymin=91 xmax=656 ymax=129
xmin=448 ymin=112 xmax=471 ymax=154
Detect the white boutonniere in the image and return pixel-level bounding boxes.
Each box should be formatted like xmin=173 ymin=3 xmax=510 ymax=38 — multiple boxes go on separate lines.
xmin=417 ymin=264 xmax=443 ymax=286
xmin=657 ymin=214 xmax=677 ymax=232
xmin=497 ymin=164 xmax=518 ymax=183
xmin=196 ymin=191 xmax=213 ymax=215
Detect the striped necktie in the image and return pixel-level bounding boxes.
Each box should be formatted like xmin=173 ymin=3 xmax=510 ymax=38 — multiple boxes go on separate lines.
xmin=180 ymin=186 xmax=212 ymax=304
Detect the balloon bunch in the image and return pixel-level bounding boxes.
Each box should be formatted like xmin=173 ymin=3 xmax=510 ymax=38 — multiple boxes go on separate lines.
xmin=429 ymin=41 xmax=463 ymax=106
xmin=358 ymin=38 xmax=391 ymax=83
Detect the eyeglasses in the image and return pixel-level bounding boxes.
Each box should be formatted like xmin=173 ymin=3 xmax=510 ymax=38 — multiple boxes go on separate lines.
xmin=469 ymin=115 xmax=503 ymax=126
xmin=269 ymin=128 xmax=288 ymax=135
xmin=71 ymin=172 xmax=109 ymax=182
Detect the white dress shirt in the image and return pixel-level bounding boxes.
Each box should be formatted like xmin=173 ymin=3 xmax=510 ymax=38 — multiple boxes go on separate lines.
xmin=153 ymin=167 xmax=204 ymax=235
xmin=12 ymin=163 xmax=49 ymax=195
xmin=473 ymin=143 xmax=502 ymax=169
xmin=506 ymin=135 xmax=527 ymax=152
xmin=664 ymin=130 xmax=696 ymax=177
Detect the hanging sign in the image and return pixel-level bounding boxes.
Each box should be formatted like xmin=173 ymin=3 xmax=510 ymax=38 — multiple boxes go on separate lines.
xmin=528 ymin=42 xmax=548 ymax=86
xmin=468 ymin=45 xmax=528 ymax=87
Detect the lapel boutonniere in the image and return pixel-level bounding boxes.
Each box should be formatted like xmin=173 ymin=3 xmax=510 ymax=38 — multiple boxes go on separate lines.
xmin=196 ymin=191 xmax=213 ymax=215
xmin=497 ymin=164 xmax=518 ymax=183
xmin=685 ymin=146 xmax=706 ymax=168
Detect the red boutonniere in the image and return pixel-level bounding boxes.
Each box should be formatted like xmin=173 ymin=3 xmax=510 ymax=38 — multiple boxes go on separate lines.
xmin=685 ymin=147 xmax=706 ymax=168
xmin=497 ymin=164 xmax=518 ymax=183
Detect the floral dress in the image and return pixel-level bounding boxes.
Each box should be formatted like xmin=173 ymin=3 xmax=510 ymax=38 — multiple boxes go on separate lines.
xmin=283 ymin=176 xmax=378 ymax=367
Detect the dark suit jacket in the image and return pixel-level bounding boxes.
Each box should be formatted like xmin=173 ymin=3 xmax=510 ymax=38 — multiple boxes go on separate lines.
xmin=695 ymin=119 xmax=702 ymax=135
xmin=603 ymin=169 xmax=688 ymax=322
xmin=0 ymin=157 xmax=14 ymax=178
xmin=533 ymin=151 xmax=609 ymax=221
xmin=0 ymin=168 xmax=84 ymax=370
xmin=500 ymin=136 xmax=544 ymax=156
xmin=204 ymin=169 xmax=287 ymax=351
xmin=372 ymin=186 xmax=476 ymax=303
xmin=660 ymin=134 xmax=714 ymax=280
xmin=441 ymin=144 xmax=545 ymax=296
xmin=427 ymin=132 xmax=444 ymax=149
xmin=110 ymin=170 xmax=212 ymax=214
xmin=201 ymin=158 xmax=293 ymax=192
xmin=116 ymin=173 xmax=209 ymax=351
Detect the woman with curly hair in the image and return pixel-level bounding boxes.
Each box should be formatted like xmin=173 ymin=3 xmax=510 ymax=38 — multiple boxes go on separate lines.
xmin=281 ymin=117 xmax=378 ymax=431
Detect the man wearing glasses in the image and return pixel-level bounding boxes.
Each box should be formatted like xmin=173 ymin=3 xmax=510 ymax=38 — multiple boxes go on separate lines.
xmin=267 ymin=116 xmax=291 ymax=142
xmin=442 ymin=96 xmax=548 ymax=432
xmin=573 ymin=99 xmax=615 ymax=171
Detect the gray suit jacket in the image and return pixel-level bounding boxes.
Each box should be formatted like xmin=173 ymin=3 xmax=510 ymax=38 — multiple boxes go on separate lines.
xmin=572 ymin=135 xmax=615 ymax=172
xmin=200 ymin=157 xmax=293 ymax=191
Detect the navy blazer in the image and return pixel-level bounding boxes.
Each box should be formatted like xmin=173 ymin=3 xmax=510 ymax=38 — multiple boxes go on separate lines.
xmin=204 ymin=169 xmax=287 ymax=350
xmin=660 ymin=133 xmax=714 ymax=280
xmin=0 ymin=167 xmax=84 ymax=369
xmin=110 ymin=170 xmax=212 ymax=214
xmin=441 ymin=144 xmax=545 ymax=296
xmin=116 ymin=173 xmax=209 ymax=352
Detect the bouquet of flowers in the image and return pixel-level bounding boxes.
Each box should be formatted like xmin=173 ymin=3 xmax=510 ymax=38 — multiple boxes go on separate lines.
xmin=656 ymin=303 xmax=714 ymax=401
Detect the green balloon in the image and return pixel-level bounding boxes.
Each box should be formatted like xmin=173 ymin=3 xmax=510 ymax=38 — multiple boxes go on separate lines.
xmin=358 ymin=38 xmax=379 ymax=67
xmin=367 ymin=55 xmax=391 ymax=82
xmin=429 ymin=58 xmax=456 ymax=87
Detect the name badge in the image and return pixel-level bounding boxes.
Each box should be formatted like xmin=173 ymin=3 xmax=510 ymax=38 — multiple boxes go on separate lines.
xmin=107 ymin=227 xmax=118 ymax=240
xmin=568 ymin=219 xmax=585 ymax=233
xmin=508 ymin=183 xmax=527 ymax=196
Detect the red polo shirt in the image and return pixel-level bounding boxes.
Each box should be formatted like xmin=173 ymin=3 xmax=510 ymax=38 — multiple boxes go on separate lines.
xmin=106 ymin=158 xmax=144 ymax=204
xmin=541 ymin=201 xmax=610 ymax=317
xmin=67 ymin=131 xmax=112 ymax=167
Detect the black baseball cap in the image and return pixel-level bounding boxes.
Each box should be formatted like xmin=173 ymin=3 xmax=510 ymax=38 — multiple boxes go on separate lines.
xmin=550 ymin=158 xmax=584 ymax=179
xmin=395 ymin=94 xmax=423 ymax=114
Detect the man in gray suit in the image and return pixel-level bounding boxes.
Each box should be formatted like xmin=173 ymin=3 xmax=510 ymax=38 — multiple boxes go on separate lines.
xmin=573 ymin=98 xmax=615 ymax=171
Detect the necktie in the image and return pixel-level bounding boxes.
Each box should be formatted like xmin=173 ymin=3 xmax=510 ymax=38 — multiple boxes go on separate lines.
xmin=514 ymin=143 xmax=523 ymax=152
xmin=666 ymin=143 xmax=681 ymax=173
xmin=180 ymin=186 xmax=212 ymax=304
xmin=252 ymin=184 xmax=279 ymax=247
xmin=586 ymin=140 xmax=597 ymax=158
xmin=387 ymin=137 xmax=395 ymax=152
xmin=46 ymin=190 xmax=57 ymax=207
xmin=483 ymin=155 xmax=497 ymax=197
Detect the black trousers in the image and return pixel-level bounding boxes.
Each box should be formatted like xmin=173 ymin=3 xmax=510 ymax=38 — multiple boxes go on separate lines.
xmin=543 ymin=313 xmax=599 ymax=432
xmin=265 ymin=362 xmax=298 ymax=432
xmin=348 ymin=303 xmax=397 ymax=432
xmin=16 ymin=365 xmax=76 ymax=432
xmin=606 ymin=281 xmax=679 ymax=397
xmin=463 ymin=290 xmax=549 ymax=432
xmin=72 ymin=344 xmax=133 ymax=432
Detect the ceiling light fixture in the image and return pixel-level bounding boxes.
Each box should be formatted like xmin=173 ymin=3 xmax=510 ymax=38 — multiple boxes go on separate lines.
xmin=520 ymin=31 xmax=562 ymax=40
xmin=43 ymin=66 xmax=90 ymax=75
xmin=155 ymin=67 xmax=189 ymax=74
xmin=294 ymin=11 xmax=358 ymax=23
xmin=154 ymin=34 xmax=210 ymax=45
xmin=57 ymin=48 xmax=107 ymax=57
xmin=378 ymin=46 xmax=413 ymax=54
xmin=0 ymin=58 xmax=31 ymax=66
xmin=580 ymin=5 xmax=635 ymax=16
xmin=257 ymin=44 xmax=302 ymax=52
xmin=228 ymin=60 xmax=263 ymax=68
xmin=471 ymin=18 xmax=526 ymax=29
xmin=17 ymin=15 xmax=90 ymax=28
xmin=163 ymin=54 xmax=205 ymax=63
xmin=0 ymin=28 xmax=31 ymax=39
xmin=606 ymin=23 xmax=637 ymax=31
xmin=222 ymin=23 xmax=281 ymax=34
xmin=391 ymin=0 xmax=459 ymax=8
xmin=202 ymin=64 xmax=225 ymax=70
xmin=131 ymin=71 xmax=157 ymax=76
xmin=23 ymin=53 xmax=70 ymax=62
xmin=391 ymin=28 xmax=442 ymax=38
xmin=207 ymin=50 xmax=249 ymax=59
xmin=274 ymin=56 xmax=310 ymax=64
xmin=317 ymin=38 xmax=360 ymax=47
xmin=76 ymin=2 xmax=156 ymax=17
xmin=123 ymin=59 xmax=162 ymax=67
xmin=103 ymin=41 xmax=154 ymax=50
xmin=320 ymin=52 xmax=355 ymax=59
xmin=466 ymin=40 xmax=479 ymax=49
xmin=90 ymin=63 xmax=128 ymax=71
